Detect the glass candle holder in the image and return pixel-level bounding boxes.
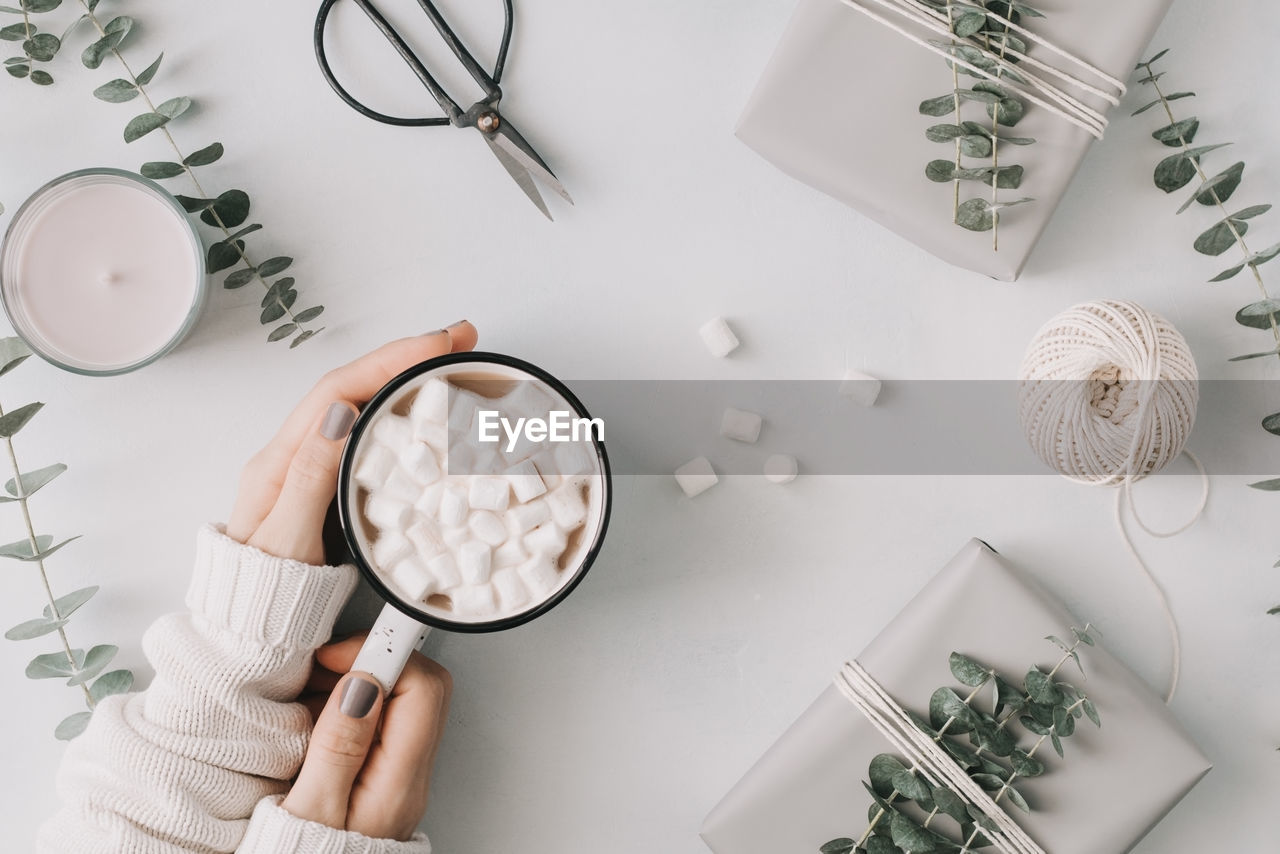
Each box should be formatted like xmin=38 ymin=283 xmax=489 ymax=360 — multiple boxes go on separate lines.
xmin=0 ymin=168 xmax=206 ymax=376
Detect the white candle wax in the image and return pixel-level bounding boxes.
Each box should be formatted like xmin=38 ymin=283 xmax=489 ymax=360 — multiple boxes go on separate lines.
xmin=1 ymin=170 xmax=204 ymax=374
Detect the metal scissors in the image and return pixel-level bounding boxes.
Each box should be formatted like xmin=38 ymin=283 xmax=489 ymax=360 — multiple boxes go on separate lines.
xmin=314 ymin=0 xmax=572 ymax=220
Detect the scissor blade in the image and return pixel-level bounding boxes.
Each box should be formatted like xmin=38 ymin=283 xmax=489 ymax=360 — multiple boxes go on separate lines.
xmin=489 ymin=123 xmax=574 ymax=205
xmin=484 ymin=135 xmax=552 ymax=220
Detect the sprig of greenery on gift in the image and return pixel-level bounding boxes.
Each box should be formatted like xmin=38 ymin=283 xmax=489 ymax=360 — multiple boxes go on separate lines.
xmin=918 ymin=1 xmax=1038 ymax=249
xmin=822 ymin=626 xmax=1101 ymax=854
xmin=0 ymin=0 xmax=82 ymax=85
xmin=0 ymin=338 xmax=134 ymax=741
xmin=8 ymin=1 xmax=325 ymax=348
xmin=1131 ymin=50 xmax=1280 ymax=616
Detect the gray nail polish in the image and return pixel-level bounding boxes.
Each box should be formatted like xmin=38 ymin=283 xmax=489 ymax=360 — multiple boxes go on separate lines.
xmin=340 ymin=676 xmax=379 ymax=718
xmin=321 ymin=403 xmax=356 ymax=441
xmin=445 ymin=319 xmax=468 ymax=330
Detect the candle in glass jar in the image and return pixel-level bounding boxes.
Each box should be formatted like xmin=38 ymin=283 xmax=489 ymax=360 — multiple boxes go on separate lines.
xmin=1 ymin=169 xmax=205 ymax=375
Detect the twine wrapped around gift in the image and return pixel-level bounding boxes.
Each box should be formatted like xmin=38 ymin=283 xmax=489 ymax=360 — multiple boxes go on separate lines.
xmin=839 ymin=0 xmax=1124 ymax=139
xmin=1017 ymin=300 xmax=1206 ymax=704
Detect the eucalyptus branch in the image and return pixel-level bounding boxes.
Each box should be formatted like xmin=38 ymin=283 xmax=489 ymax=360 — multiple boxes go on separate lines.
xmin=822 ymin=625 xmax=1101 ymax=854
xmin=919 ymin=1 xmax=1038 ymax=243
xmin=1132 ymin=50 xmax=1280 ymax=610
xmin=1 ymin=0 xmax=70 ymax=85
xmin=0 ymin=338 xmax=134 ymax=741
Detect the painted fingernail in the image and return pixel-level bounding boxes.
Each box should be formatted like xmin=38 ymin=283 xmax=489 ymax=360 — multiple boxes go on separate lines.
xmin=340 ymin=675 xmax=379 ymax=718
xmin=423 ymin=328 xmax=445 ymax=337
xmin=320 ymin=402 xmax=356 ymax=441
xmin=445 ymin=319 xmax=469 ymax=330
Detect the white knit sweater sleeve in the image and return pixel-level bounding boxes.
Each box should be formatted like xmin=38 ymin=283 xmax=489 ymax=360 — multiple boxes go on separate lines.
xmin=37 ymin=524 xmax=432 ymax=854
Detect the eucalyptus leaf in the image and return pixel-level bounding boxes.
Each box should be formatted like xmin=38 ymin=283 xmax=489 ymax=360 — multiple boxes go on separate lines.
xmin=959 ymin=135 xmax=992 ymax=158
xmin=820 ymin=839 xmax=856 ymax=854
xmin=1194 ymin=161 xmax=1244 ymax=206
xmin=25 ymin=0 xmax=64 ymax=12
xmin=1234 ymin=304 xmax=1280 ymax=330
xmin=1193 ymin=219 xmax=1244 ymax=256
xmin=260 ymin=289 xmax=298 ymax=324
xmin=1001 ymin=784 xmax=1030 ymax=814
xmin=958 ymin=87 xmax=1001 ymax=105
xmin=290 ymin=329 xmax=318 ymax=348
xmin=1050 ymin=730 xmax=1064 ymax=758
xmin=4 ymin=616 xmax=67 ymax=640
xmin=929 ymin=686 xmax=977 ymax=732
xmin=140 ymin=161 xmax=184 ymax=180
xmin=1265 ymin=413 xmax=1280 ymax=436
xmin=5 ymin=61 xmax=30 ymax=80
xmin=208 ymin=239 xmax=245 ymax=275
xmin=67 ymin=643 xmax=117 ymax=686
xmin=28 ymin=68 xmax=50 ymax=84
xmin=184 ymin=141 xmax=223 ymax=167
xmin=931 ymin=785 xmax=967 ymax=822
xmin=1010 ymin=749 xmax=1044 ymax=778
xmin=953 ymin=10 xmax=987 ymax=38
xmin=134 ymin=51 xmax=162 ymax=85
xmin=293 ymin=306 xmax=324 ymax=324
xmin=257 ymin=256 xmax=293 ymax=277
xmin=1052 ymin=703 xmax=1075 ymax=737
xmin=0 ymin=337 xmax=31 ymax=377
xmin=869 ymin=753 xmax=908 ymax=798
xmin=956 ymin=198 xmax=994 ymax=232
xmin=4 ymin=462 xmax=66 ymax=498
xmin=155 ymin=95 xmax=191 ymax=120
xmin=262 ymin=278 xmax=295 ymax=307
xmin=223 ymin=268 xmax=258 ymax=289
xmin=122 ymin=111 xmax=168 ymax=144
xmin=1246 ymin=242 xmax=1280 ymax=269
xmin=44 ymin=585 xmax=97 ymax=620
xmin=22 ymin=32 xmax=58 ymax=61
xmin=55 ymin=710 xmax=91 ymax=741
xmin=919 ymin=94 xmax=956 ymax=117
xmin=889 ymin=812 xmax=940 ymax=854
xmin=267 ymin=323 xmax=297 ymax=343
xmin=1137 ymin=48 xmax=1170 ymax=69
xmin=0 ymin=401 xmax=42 ymax=437
xmin=925 ymin=123 xmax=965 ymax=142
xmin=1024 ymin=667 xmax=1061 ymax=704
xmin=174 ymin=194 xmax=214 ymax=213
xmin=1248 ymin=478 xmax=1280 ymax=490
xmin=949 ymin=651 xmax=990 ymax=687
xmin=1231 ymin=347 xmax=1280 ymax=361
xmin=865 ymin=837 xmax=900 ymax=854
xmin=925 ymin=159 xmax=956 ymax=182
xmin=1152 ymin=117 xmax=1198 ymax=147
xmin=90 ymin=669 xmax=133 ymax=702
xmin=1132 ymin=91 xmax=1193 ymax=116
xmin=0 ymin=23 xmax=30 ymax=41
xmin=890 ymin=769 xmax=932 ymax=805
xmin=1240 ymin=299 xmax=1280 ymax=317
xmin=92 ymin=77 xmax=138 ymax=103
xmin=80 ymin=17 xmax=131 ymax=69
xmin=2 ymin=534 xmax=79 ymax=562
xmin=1082 ymin=697 xmax=1101 ymax=727
xmin=26 ymin=649 xmax=83 ymax=679
xmin=1210 ymin=263 xmax=1244 ymax=283
xmin=200 ymin=189 xmax=249 ymax=228
xmin=970 ymin=773 xmax=1004 ymax=792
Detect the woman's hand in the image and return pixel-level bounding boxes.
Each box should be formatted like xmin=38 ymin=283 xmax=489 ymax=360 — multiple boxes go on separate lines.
xmin=282 ymin=637 xmax=452 ymax=841
xmin=226 ymin=321 xmax=477 ymax=564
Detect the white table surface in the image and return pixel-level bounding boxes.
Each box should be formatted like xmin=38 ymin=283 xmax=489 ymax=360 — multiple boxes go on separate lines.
xmin=2 ymin=0 xmax=1278 ymax=851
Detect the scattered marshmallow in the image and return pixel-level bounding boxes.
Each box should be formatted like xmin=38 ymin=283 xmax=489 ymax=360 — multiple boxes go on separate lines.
xmin=504 ymin=459 xmax=547 ymax=503
xmin=545 ymin=482 xmax=588 ymax=529
xmin=501 ymin=381 xmax=555 ymax=422
xmin=450 ymin=584 xmax=498 ymax=618
xmin=675 ymin=456 xmax=718 ymax=497
xmin=372 ymin=531 xmax=413 ymax=568
xmin=507 ymin=499 xmax=552 ymax=536
xmin=491 ymin=569 xmax=530 ymax=612
xmin=524 ymin=523 xmax=567 ymax=557
xmin=413 ymin=417 xmax=448 ymax=450
xmin=700 ymin=316 xmax=740 ymax=358
xmin=372 ymin=414 xmax=413 ymax=448
xmin=839 ymin=369 xmax=882 ymax=407
xmin=414 ymin=481 xmax=445 ymax=517
xmin=354 ymin=445 xmax=397 ymax=489
xmin=555 ymin=440 xmax=596 ymax=477
xmin=468 ymin=510 xmax=508 ymax=547
xmin=764 ymin=453 xmax=799 ymax=484
xmin=426 ymin=552 xmax=462 ymax=588
xmin=410 ymin=377 xmax=450 ymax=426
xmin=448 ymin=389 xmax=483 ymax=434
xmin=494 ymin=539 xmax=528 ymax=569
xmin=517 ymin=556 xmax=561 ymax=599
xmin=468 ymin=476 xmax=511 ymax=512
xmin=720 ymin=407 xmax=762 ymax=443
xmin=438 ymin=484 xmax=469 ymax=527
xmin=458 ymin=540 xmax=493 ymax=585
xmin=366 ymin=494 xmax=412 ymax=531
xmin=400 ymin=442 xmax=441 ymax=485
xmin=406 ymin=519 xmax=446 ymax=559
xmin=380 ymin=468 xmax=422 ymax=505
xmin=390 ymin=556 xmax=436 ymax=600
xmin=441 ymin=524 xmax=469 ymax=552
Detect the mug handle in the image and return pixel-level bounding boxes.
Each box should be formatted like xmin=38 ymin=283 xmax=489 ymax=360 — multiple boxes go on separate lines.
xmin=349 ymin=602 xmax=431 ymax=694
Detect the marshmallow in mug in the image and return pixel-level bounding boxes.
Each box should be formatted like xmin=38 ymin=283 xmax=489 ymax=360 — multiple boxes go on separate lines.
xmin=352 ymin=372 xmax=605 ymax=620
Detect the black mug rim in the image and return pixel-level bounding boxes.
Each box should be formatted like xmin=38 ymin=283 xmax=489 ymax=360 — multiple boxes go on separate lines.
xmin=336 ymin=350 xmax=612 ymax=634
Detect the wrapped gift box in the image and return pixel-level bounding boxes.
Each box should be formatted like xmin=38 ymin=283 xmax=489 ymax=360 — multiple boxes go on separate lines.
xmin=736 ymin=0 xmax=1174 ymax=280
xmin=700 ymin=539 xmax=1209 ymax=854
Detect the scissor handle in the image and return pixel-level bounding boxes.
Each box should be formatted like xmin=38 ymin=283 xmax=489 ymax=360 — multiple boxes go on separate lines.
xmin=314 ymin=0 xmax=514 ymax=128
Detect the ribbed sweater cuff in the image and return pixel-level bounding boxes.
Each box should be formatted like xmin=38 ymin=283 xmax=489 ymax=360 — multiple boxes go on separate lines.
xmin=186 ymin=524 xmax=359 ymax=651
xmin=239 ymin=796 xmax=432 ymax=854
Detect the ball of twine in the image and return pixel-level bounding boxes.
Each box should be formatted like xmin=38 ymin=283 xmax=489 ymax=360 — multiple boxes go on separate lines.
xmin=1018 ymin=300 xmax=1198 ymax=486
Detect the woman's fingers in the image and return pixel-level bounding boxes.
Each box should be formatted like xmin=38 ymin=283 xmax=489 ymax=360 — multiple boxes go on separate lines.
xmin=281 ymin=671 xmax=385 ymax=831
xmin=228 ymin=324 xmax=475 ymax=542
xmin=245 ymin=401 xmax=357 ymax=564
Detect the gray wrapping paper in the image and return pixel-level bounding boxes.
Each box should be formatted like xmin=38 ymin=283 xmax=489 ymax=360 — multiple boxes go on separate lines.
xmin=736 ymin=0 xmax=1174 ymax=280
xmin=700 ymin=539 xmax=1210 ymax=854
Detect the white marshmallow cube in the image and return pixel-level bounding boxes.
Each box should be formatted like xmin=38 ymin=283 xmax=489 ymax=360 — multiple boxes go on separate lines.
xmin=502 ymin=381 xmax=555 ymax=422
xmin=426 ymin=552 xmax=462 ymax=588
xmin=494 ymin=539 xmax=528 ymax=569
xmin=410 ymin=377 xmax=450 ymax=426
xmin=407 ymin=519 xmax=446 ymax=559
xmin=468 ymin=476 xmax=511 ymax=512
xmin=441 ymin=525 xmax=469 ymax=551
xmin=413 ymin=418 xmax=448 ymax=451
xmin=468 ymin=510 xmax=508 ymax=547
xmin=530 ymin=448 xmax=564 ymax=489
xmin=354 ymin=445 xmax=397 ymax=489
xmin=448 ymin=390 xmax=484 ymax=435
xmin=839 ymin=369 xmax=882 ymax=407
xmin=545 ymin=483 xmax=588 ymax=530
xmin=451 ymin=584 xmax=498 ymax=617
xmin=380 ymin=468 xmax=422 ymax=505
xmin=372 ymin=414 xmax=413 ymax=448
xmin=458 ymin=540 xmax=492 ymax=585
xmin=764 ymin=453 xmax=799 ymax=484
xmin=700 ymin=316 xmax=740 ymax=358
xmin=437 ymin=484 xmax=469 ymax=528
xmin=372 ymin=531 xmax=413 ymax=568
xmin=507 ymin=499 xmax=551 ymax=536
xmin=555 ymin=441 xmax=596 ymax=477
xmin=675 ymin=456 xmax=719 ymax=498
xmin=400 ymin=442 xmax=441 ymax=485
xmin=390 ymin=556 xmax=437 ymax=600
xmin=504 ymin=459 xmax=547 ymax=503
xmin=720 ymin=407 xmax=762 ymax=443
xmin=492 ymin=569 xmax=530 ymax=611
xmin=366 ymin=494 xmax=412 ymax=532
xmin=414 ymin=481 xmax=445 ymax=517
xmin=517 ymin=556 xmax=561 ymax=599
xmin=524 ymin=523 xmax=567 ymax=557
